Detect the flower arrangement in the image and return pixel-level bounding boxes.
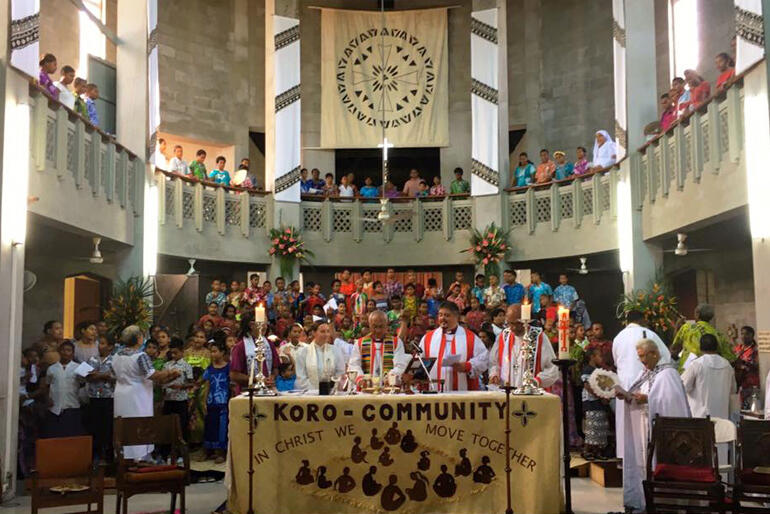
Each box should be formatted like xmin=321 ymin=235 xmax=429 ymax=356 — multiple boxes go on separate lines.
xmin=103 ymin=276 xmax=154 ymax=337
xmin=461 ymin=222 xmax=510 ymax=277
xmin=616 ymin=279 xmax=682 ymax=343
xmin=268 ymin=225 xmax=314 ymax=280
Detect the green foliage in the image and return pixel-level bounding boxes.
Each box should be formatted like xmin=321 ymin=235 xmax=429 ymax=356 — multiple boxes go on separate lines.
xmin=103 ymin=276 xmax=154 ymax=337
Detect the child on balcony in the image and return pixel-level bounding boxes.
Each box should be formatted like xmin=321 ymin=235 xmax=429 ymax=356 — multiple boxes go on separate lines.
xmin=208 ymin=156 xmax=231 ymax=186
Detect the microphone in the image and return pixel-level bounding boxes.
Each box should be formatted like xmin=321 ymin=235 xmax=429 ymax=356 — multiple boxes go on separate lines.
xmin=409 ymin=341 xmax=423 ymax=354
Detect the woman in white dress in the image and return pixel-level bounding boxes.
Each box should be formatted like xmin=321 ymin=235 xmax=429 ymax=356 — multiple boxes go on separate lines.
xmin=113 ymin=325 xmax=180 ymax=460
xmin=294 ymin=323 xmax=346 ymax=392
xmin=590 ymin=130 xmax=617 ymax=171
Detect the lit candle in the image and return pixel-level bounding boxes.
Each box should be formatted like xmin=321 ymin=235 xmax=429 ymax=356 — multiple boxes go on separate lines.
xmin=557 ymin=305 xmax=570 ymax=359
xmin=255 ymin=303 xmax=266 ymax=323
xmin=521 ymin=301 xmax=531 ymax=321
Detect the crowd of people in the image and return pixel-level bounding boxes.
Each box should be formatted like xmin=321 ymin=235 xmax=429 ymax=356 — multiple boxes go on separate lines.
xmin=300 ymin=167 xmax=471 ymax=199
xmin=20 ymin=267 xmax=764 ymax=477
xmin=653 ymin=51 xmax=736 ymax=135
xmin=153 ymin=139 xmax=261 ymax=190
xmin=37 ymin=53 xmax=101 ymax=128
xmin=510 ymin=130 xmax=618 ymax=188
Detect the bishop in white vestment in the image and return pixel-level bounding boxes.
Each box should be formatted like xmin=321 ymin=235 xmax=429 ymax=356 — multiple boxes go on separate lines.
xmin=612 ymin=310 xmax=671 ymax=458
xmin=295 ymin=323 xmax=346 ymax=391
xmin=418 ymin=302 xmax=488 ymax=391
xmin=488 ymin=305 xmax=558 ymax=388
xmin=619 ymin=339 xmax=690 ymax=513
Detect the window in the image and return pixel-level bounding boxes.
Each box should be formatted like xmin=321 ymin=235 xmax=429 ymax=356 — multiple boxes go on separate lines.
xmin=668 ymin=0 xmax=699 ymax=80
xmin=78 ymin=0 xmax=106 ymax=78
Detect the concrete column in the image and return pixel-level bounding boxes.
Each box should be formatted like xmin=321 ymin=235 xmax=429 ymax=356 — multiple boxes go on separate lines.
xmin=616 ymin=0 xmax=661 ymax=293
xmin=116 ymin=0 xmax=149 ymax=280
xmin=745 ymin=54 xmax=770 ymax=401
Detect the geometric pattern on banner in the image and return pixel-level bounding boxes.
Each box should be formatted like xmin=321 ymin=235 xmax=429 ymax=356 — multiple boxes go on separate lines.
xmin=735 ymin=0 xmax=765 ymax=74
xmin=10 ymin=0 xmax=40 ymax=77
xmin=273 ymin=15 xmax=301 ymax=203
xmin=471 ymin=79 xmax=498 ymax=105
xmin=470 ymin=8 xmax=499 ymax=196
xmin=736 ymin=4 xmax=764 ymax=46
xmin=471 ymin=158 xmax=499 ymax=187
xmin=320 ymin=7 xmax=449 ymax=148
xmin=471 ymin=16 xmax=497 ymax=44
xmin=276 ymin=85 xmax=300 ymax=112
xmin=275 ymin=165 xmax=301 ymax=193
xmin=10 ymin=13 xmax=38 ymax=51
xmin=275 ymin=25 xmax=300 ymax=50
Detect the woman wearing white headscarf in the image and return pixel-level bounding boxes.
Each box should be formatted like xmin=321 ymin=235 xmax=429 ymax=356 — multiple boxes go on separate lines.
xmin=590 ymin=130 xmax=617 ymax=171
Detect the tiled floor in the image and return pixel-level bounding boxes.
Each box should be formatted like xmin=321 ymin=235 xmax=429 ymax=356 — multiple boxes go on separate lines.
xmin=1 ymin=477 xmax=624 ymax=513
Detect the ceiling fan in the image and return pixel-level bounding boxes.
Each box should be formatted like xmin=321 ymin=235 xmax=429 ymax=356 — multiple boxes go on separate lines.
xmin=566 ymin=256 xmax=616 ymax=275
xmin=663 ymin=233 xmax=711 ymax=256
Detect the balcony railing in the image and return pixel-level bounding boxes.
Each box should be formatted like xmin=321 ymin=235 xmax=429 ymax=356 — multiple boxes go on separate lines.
xmin=28 ymin=80 xmax=143 ymax=244
xmin=299 ymin=195 xmax=473 ymax=243
xmin=631 ymin=63 xmax=753 ymax=239
xmin=156 ymin=170 xmax=270 ymax=237
xmin=505 ymin=167 xmax=618 ymax=233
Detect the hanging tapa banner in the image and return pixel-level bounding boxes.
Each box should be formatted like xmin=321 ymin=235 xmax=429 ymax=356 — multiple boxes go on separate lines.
xmin=227 ymin=393 xmax=562 ymax=514
xmin=320 ymin=7 xmax=449 ymax=148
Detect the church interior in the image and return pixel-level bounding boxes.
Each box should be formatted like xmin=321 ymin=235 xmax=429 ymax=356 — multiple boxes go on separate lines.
xmin=0 ymin=0 xmax=769 ymax=513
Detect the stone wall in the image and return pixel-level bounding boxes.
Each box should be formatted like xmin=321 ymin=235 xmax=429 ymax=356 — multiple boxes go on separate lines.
xmin=157 ymin=0 xmax=253 ymax=166
xmin=507 ymin=0 xmax=614 ymax=164
xmin=39 ymin=0 xmax=80 ymax=72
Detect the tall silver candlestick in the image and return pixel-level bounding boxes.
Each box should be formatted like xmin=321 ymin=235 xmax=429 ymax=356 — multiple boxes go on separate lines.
xmin=513 ymin=319 xmax=544 ymax=396
xmin=251 ymin=321 xmax=277 ymax=396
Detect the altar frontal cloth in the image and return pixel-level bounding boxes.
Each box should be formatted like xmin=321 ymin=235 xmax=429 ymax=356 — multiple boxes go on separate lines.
xmin=227 ymin=392 xmax=561 ymax=514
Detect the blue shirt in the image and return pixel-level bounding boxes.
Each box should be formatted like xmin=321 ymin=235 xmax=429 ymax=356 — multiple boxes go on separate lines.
xmin=528 ymin=282 xmax=553 ymax=313
xmin=300 ymin=179 xmax=313 ymax=193
xmin=554 ymin=162 xmax=574 ymax=181
xmin=360 ymin=185 xmax=379 ymax=198
xmin=514 ymin=164 xmax=535 ymax=187
xmin=553 ymin=284 xmax=579 ymax=309
xmin=209 ymin=169 xmax=231 ymax=186
xmin=503 ymin=283 xmax=526 ymax=304
xmin=471 ymin=286 xmax=485 ymax=305
xmin=85 ymin=97 xmax=99 ymax=127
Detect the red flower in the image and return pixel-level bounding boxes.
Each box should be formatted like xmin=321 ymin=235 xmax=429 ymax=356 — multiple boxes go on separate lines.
xmin=482 ymin=240 xmax=489 ymax=247
xmin=269 ymin=248 xmax=275 ymax=255
xmin=272 ymin=238 xmax=279 ymax=244
xmin=279 ymin=244 xmax=285 ymax=249
xmin=482 ymin=258 xmax=489 ymax=265
xmin=288 ymin=247 xmax=295 ymax=253
xmin=285 ymin=228 xmax=292 ymax=234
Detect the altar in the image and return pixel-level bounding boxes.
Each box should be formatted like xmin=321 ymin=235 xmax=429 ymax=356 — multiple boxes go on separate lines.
xmin=227 ymin=392 xmax=562 ymax=514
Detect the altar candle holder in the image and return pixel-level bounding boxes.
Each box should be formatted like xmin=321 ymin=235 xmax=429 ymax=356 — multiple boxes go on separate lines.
xmin=513 ymin=319 xmax=543 ymax=396
xmin=251 ymin=321 xmax=277 ymax=397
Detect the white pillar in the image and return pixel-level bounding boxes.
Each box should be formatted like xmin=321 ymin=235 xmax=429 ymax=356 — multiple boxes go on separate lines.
xmin=614 ymin=0 xmax=661 ymax=293
xmin=117 ymin=0 xmax=150 ymax=280
xmin=743 ymin=60 xmax=770 ymax=401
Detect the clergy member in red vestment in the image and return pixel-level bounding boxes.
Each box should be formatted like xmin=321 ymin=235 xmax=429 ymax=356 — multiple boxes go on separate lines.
xmin=488 ymin=304 xmax=558 ymax=388
xmin=417 ymin=301 xmax=488 ymax=391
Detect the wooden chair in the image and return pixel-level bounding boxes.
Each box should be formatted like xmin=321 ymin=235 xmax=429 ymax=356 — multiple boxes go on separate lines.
xmin=30 ymin=436 xmax=105 ymax=514
xmin=114 ymin=415 xmax=190 ymax=514
xmin=733 ymin=419 xmax=770 ymax=513
xmin=643 ymin=415 xmax=725 ymax=513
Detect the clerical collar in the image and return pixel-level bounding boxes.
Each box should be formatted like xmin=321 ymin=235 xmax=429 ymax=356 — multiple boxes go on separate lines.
xmin=445 ymin=329 xmax=457 ymax=335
